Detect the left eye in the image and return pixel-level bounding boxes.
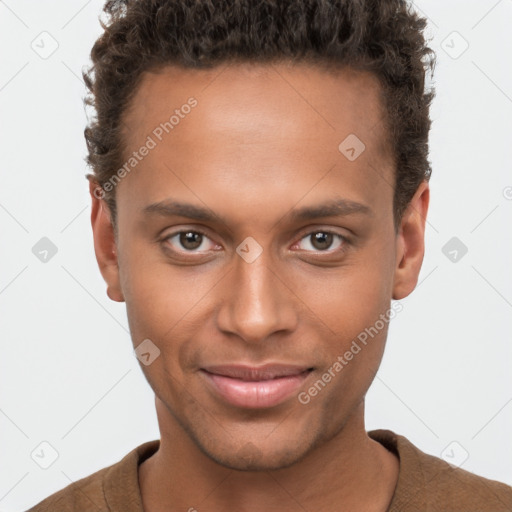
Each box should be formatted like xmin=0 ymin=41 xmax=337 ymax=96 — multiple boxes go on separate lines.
xmin=294 ymin=231 xmax=346 ymax=252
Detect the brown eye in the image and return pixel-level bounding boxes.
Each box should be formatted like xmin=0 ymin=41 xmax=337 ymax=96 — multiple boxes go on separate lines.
xmin=310 ymin=232 xmax=333 ymax=250
xmin=295 ymin=231 xmax=346 ymax=253
xmin=179 ymin=231 xmax=203 ymax=250
xmin=163 ymin=230 xmax=217 ymax=254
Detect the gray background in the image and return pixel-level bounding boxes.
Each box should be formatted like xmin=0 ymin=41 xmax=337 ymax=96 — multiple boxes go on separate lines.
xmin=1 ymin=0 xmax=511 ymax=510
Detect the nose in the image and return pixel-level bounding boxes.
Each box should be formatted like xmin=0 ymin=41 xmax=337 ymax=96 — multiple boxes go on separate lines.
xmin=215 ymin=246 xmax=299 ymax=344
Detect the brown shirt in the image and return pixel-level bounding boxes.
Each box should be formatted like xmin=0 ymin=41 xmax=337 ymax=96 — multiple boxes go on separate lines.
xmin=26 ymin=429 xmax=512 ymax=511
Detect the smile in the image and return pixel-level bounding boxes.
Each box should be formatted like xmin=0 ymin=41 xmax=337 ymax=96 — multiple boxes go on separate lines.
xmin=199 ymin=365 xmax=314 ymax=409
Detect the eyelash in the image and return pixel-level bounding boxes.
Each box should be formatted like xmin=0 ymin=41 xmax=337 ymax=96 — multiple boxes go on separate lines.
xmin=161 ymin=228 xmax=349 ymax=257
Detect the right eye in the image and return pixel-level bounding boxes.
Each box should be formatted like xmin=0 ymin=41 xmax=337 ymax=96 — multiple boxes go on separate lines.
xmin=162 ymin=229 xmax=221 ymax=255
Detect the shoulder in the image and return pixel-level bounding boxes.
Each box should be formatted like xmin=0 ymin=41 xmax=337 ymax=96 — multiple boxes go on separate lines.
xmin=25 ymin=465 xmax=111 ymax=512
xmin=369 ymin=429 xmax=512 ymax=512
xmin=25 ymin=440 xmax=159 ymax=512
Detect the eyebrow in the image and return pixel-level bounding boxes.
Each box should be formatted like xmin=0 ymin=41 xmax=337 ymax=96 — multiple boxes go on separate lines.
xmin=142 ymin=198 xmax=372 ymax=224
xmin=289 ymin=199 xmax=372 ymax=221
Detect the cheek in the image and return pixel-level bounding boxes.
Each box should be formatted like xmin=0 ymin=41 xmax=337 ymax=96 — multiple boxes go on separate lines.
xmin=293 ymin=241 xmax=396 ymax=399
xmin=118 ymin=237 xmax=173 ymax=344
xmin=293 ymin=253 xmax=394 ymax=341
xmin=118 ymin=238 xmax=218 ymax=353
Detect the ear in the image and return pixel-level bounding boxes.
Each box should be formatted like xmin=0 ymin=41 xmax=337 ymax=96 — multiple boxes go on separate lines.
xmin=392 ymin=180 xmax=430 ymax=300
xmin=88 ymin=179 xmax=125 ymax=302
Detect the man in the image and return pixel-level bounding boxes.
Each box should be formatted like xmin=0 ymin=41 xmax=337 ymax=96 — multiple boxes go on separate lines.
xmin=27 ymin=0 xmax=512 ymax=510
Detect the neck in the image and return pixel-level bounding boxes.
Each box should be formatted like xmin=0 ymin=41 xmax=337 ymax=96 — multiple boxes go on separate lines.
xmin=139 ymin=397 xmax=398 ymax=512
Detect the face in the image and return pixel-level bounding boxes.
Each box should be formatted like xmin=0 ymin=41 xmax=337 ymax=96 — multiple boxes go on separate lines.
xmin=90 ymin=62 xmax=428 ymax=471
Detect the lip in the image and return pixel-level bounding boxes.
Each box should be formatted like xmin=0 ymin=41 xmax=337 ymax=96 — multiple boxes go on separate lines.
xmin=199 ymin=364 xmax=314 ymax=409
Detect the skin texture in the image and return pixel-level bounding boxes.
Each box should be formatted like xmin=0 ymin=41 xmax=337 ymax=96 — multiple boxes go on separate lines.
xmin=89 ymin=62 xmax=429 ymax=512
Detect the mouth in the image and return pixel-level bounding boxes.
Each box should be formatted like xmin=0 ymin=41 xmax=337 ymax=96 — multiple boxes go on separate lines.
xmin=199 ymin=364 xmax=314 ymax=409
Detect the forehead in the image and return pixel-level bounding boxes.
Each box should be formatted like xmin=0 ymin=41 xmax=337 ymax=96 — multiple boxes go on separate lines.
xmin=118 ymin=62 xmax=394 ymax=222
xmin=123 ymin=61 xmax=390 ymax=159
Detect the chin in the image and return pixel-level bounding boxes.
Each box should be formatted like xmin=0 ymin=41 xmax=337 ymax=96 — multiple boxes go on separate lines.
xmin=193 ymin=432 xmax=318 ymax=472
xmin=209 ymin=446 xmax=305 ymax=472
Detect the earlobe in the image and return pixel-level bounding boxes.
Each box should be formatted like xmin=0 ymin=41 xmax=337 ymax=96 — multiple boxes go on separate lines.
xmin=88 ymin=179 xmax=125 ymax=303
xmin=392 ymin=181 xmax=430 ymax=300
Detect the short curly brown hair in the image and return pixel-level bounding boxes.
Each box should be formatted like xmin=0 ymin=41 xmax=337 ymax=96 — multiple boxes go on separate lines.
xmin=83 ymin=0 xmax=435 ymax=230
